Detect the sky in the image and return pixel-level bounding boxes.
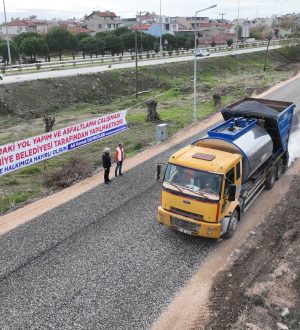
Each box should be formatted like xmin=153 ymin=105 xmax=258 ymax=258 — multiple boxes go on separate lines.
xmin=0 ymin=0 xmax=299 ymax=23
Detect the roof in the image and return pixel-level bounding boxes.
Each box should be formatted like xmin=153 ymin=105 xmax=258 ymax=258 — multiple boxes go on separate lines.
xmin=68 ymin=26 xmax=94 ymax=34
xmin=3 ymin=20 xmax=28 ymax=26
xmin=131 ymin=24 xmax=151 ymax=31
xmin=87 ymin=11 xmax=118 ymax=19
xmin=169 ymin=145 xmax=240 ymax=174
xmin=2 ymin=19 xmax=48 ymax=27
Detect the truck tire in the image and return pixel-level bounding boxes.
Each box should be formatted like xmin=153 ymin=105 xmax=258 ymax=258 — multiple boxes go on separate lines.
xmin=265 ymin=166 xmax=276 ymax=190
xmin=283 ymin=151 xmax=289 ymax=173
xmin=222 ymin=210 xmax=238 ymax=239
xmin=276 ymin=159 xmax=284 ymax=181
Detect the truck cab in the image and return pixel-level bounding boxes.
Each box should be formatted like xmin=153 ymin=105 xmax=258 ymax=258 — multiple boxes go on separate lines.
xmin=158 ymin=145 xmax=242 ymax=239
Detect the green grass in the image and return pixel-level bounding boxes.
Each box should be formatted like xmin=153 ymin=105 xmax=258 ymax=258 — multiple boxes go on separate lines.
xmin=0 ymin=191 xmax=32 ymax=213
xmin=19 ymin=166 xmax=41 ymax=175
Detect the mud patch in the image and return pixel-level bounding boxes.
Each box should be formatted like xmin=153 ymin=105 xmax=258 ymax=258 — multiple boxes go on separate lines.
xmin=204 ymin=176 xmax=300 ymax=330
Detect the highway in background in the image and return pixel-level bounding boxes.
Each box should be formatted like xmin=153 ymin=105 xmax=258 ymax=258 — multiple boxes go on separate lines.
xmin=0 ymin=45 xmax=281 ymax=85
xmin=0 ymin=75 xmax=299 ymax=329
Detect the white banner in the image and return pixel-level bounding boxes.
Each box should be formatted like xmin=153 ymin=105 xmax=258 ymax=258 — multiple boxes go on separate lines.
xmin=0 ymin=110 xmax=128 ymax=176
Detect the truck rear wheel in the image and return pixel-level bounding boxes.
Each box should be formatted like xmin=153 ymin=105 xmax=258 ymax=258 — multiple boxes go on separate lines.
xmin=266 ymin=166 xmax=276 ymax=190
xmin=276 ymin=160 xmax=284 ymax=181
xmin=222 ymin=210 xmax=238 ymax=239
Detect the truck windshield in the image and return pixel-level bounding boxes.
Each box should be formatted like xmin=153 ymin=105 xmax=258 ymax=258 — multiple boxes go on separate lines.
xmin=163 ymin=163 xmax=222 ymax=199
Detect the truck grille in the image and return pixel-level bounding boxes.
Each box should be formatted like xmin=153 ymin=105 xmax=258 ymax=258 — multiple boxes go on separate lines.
xmin=170 ymin=207 xmax=204 ymax=221
xmin=170 ymin=217 xmax=200 ymax=233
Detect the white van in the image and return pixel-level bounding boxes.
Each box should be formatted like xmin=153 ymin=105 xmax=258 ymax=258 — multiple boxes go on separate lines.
xmin=196 ymin=48 xmax=210 ymax=57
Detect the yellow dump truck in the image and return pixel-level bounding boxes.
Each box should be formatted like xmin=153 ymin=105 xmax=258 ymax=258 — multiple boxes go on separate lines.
xmin=156 ymin=98 xmax=295 ymax=239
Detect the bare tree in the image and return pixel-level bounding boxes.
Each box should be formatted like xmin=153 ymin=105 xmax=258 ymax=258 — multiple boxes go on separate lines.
xmin=145 ymin=100 xmax=160 ymax=122
xmin=43 ymin=116 xmax=56 ymax=133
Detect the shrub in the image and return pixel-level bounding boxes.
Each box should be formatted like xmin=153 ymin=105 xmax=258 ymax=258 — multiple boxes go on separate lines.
xmin=36 ymin=63 xmax=42 ymax=70
xmin=20 ymin=166 xmax=41 ymax=175
xmin=43 ymin=157 xmax=93 ymax=188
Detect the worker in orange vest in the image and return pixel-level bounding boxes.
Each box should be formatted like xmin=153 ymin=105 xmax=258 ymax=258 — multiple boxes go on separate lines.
xmin=115 ymin=143 xmax=124 ymax=177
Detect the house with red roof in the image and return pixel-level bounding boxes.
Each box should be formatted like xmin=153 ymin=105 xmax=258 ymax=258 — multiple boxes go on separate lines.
xmin=0 ymin=19 xmax=49 ymax=38
xmin=83 ymin=10 xmax=122 ymax=34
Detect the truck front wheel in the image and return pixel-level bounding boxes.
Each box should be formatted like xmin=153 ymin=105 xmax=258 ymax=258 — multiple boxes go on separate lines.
xmin=222 ymin=210 xmax=238 ymax=239
xmin=266 ymin=166 xmax=276 ymax=190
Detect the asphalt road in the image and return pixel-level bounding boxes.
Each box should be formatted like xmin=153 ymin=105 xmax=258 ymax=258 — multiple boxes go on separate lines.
xmin=0 ymin=45 xmax=280 ymax=85
xmin=0 ymin=77 xmax=299 ymax=329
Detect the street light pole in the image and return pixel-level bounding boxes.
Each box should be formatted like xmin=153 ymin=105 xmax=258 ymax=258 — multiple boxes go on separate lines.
xmin=193 ymin=4 xmax=217 ymax=122
xmin=2 ymin=0 xmax=12 ymax=71
xmin=235 ymin=0 xmax=240 ymax=48
xmin=159 ymin=0 xmax=163 ymax=56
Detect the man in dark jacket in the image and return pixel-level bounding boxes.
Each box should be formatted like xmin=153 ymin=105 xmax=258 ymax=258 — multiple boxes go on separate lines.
xmin=102 ymin=148 xmax=112 ymax=184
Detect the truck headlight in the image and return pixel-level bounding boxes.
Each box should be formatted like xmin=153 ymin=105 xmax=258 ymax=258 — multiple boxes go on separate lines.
xmin=158 ymin=212 xmax=166 ymax=222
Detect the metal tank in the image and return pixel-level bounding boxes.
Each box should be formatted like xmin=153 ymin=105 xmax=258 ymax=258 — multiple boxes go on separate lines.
xmin=195 ymin=118 xmax=273 ymax=183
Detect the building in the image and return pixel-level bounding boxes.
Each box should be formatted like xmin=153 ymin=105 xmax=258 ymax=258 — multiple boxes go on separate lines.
xmin=68 ymin=25 xmax=94 ymax=35
xmin=83 ymin=11 xmax=122 ymax=34
xmin=0 ymin=19 xmax=49 ymax=38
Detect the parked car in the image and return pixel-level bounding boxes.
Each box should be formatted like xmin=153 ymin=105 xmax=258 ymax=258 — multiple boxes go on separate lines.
xmin=196 ymin=48 xmax=210 ymax=57
xmin=21 ymin=58 xmax=42 ymax=64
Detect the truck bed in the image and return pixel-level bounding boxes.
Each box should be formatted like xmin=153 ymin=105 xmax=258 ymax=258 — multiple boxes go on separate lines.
xmin=221 ymin=97 xmax=295 ymax=153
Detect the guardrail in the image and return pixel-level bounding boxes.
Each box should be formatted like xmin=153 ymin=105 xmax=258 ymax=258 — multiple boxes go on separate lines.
xmin=1 ymin=39 xmax=285 ymax=75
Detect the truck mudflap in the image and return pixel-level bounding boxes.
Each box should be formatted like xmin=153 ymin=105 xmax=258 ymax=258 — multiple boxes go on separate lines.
xmin=157 ymin=206 xmax=222 ymax=239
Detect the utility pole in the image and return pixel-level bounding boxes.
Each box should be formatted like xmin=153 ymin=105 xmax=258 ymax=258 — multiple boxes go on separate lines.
xmin=219 ymin=12 xmax=226 ymax=45
xmin=235 ymin=0 xmax=240 ymax=48
xmin=263 ymin=33 xmax=273 ymax=71
xmin=135 ymin=27 xmax=138 ymax=98
xmin=134 ymin=10 xmax=145 ymax=98
xmin=2 ymin=0 xmax=12 ymax=71
xmin=159 ymin=0 xmax=163 ymax=56
xmin=137 ymin=11 xmax=145 ymax=54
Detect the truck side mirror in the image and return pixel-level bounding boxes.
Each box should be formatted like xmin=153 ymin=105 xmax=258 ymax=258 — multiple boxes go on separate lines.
xmin=228 ymin=184 xmax=236 ymax=201
xmin=156 ymin=163 xmax=165 ymax=181
xmin=156 ymin=164 xmax=162 ymax=181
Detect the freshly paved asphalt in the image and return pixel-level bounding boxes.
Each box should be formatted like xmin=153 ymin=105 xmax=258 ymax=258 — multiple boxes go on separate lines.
xmin=0 ymin=77 xmax=299 ymax=329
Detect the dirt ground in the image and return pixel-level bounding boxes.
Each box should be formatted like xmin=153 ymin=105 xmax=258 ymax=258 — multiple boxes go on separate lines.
xmin=202 ymin=174 xmax=300 ymax=330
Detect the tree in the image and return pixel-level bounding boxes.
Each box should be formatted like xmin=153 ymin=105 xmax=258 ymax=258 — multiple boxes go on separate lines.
xmin=103 ymin=35 xmax=122 ymax=56
xmin=78 ymin=37 xmax=105 ymax=58
xmin=20 ymin=37 xmax=48 ymax=60
xmin=211 ymin=39 xmax=216 ymax=47
xmin=14 ymin=32 xmax=41 ymax=48
xmin=75 ymin=32 xmax=89 ymax=41
xmin=162 ymin=34 xmax=177 ymax=50
xmin=68 ymin=33 xmax=78 ymax=60
xmin=121 ymin=32 xmax=135 ymax=53
xmin=226 ymin=38 xmax=234 ymax=47
xmin=0 ymin=41 xmax=19 ymax=64
xmin=143 ymin=34 xmax=157 ymax=52
xmin=45 ymin=27 xmax=74 ymax=61
xmin=113 ymin=27 xmax=130 ymax=36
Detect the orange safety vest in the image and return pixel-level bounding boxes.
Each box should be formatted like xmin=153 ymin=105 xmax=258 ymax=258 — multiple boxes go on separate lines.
xmin=115 ymin=147 xmax=124 ymax=162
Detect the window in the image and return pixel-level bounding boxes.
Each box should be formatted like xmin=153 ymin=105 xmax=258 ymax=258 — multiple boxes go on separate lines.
xmin=107 ymin=24 xmax=111 ymax=29
xmin=236 ymin=162 xmax=241 ymax=180
xmin=165 ymin=24 xmax=170 ymax=30
xmin=98 ymin=24 xmax=102 ymax=28
xmin=224 ymin=168 xmax=235 ymax=195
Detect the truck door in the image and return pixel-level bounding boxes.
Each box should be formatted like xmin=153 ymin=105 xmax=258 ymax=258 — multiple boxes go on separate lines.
xmin=221 ymin=167 xmax=235 ymax=215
